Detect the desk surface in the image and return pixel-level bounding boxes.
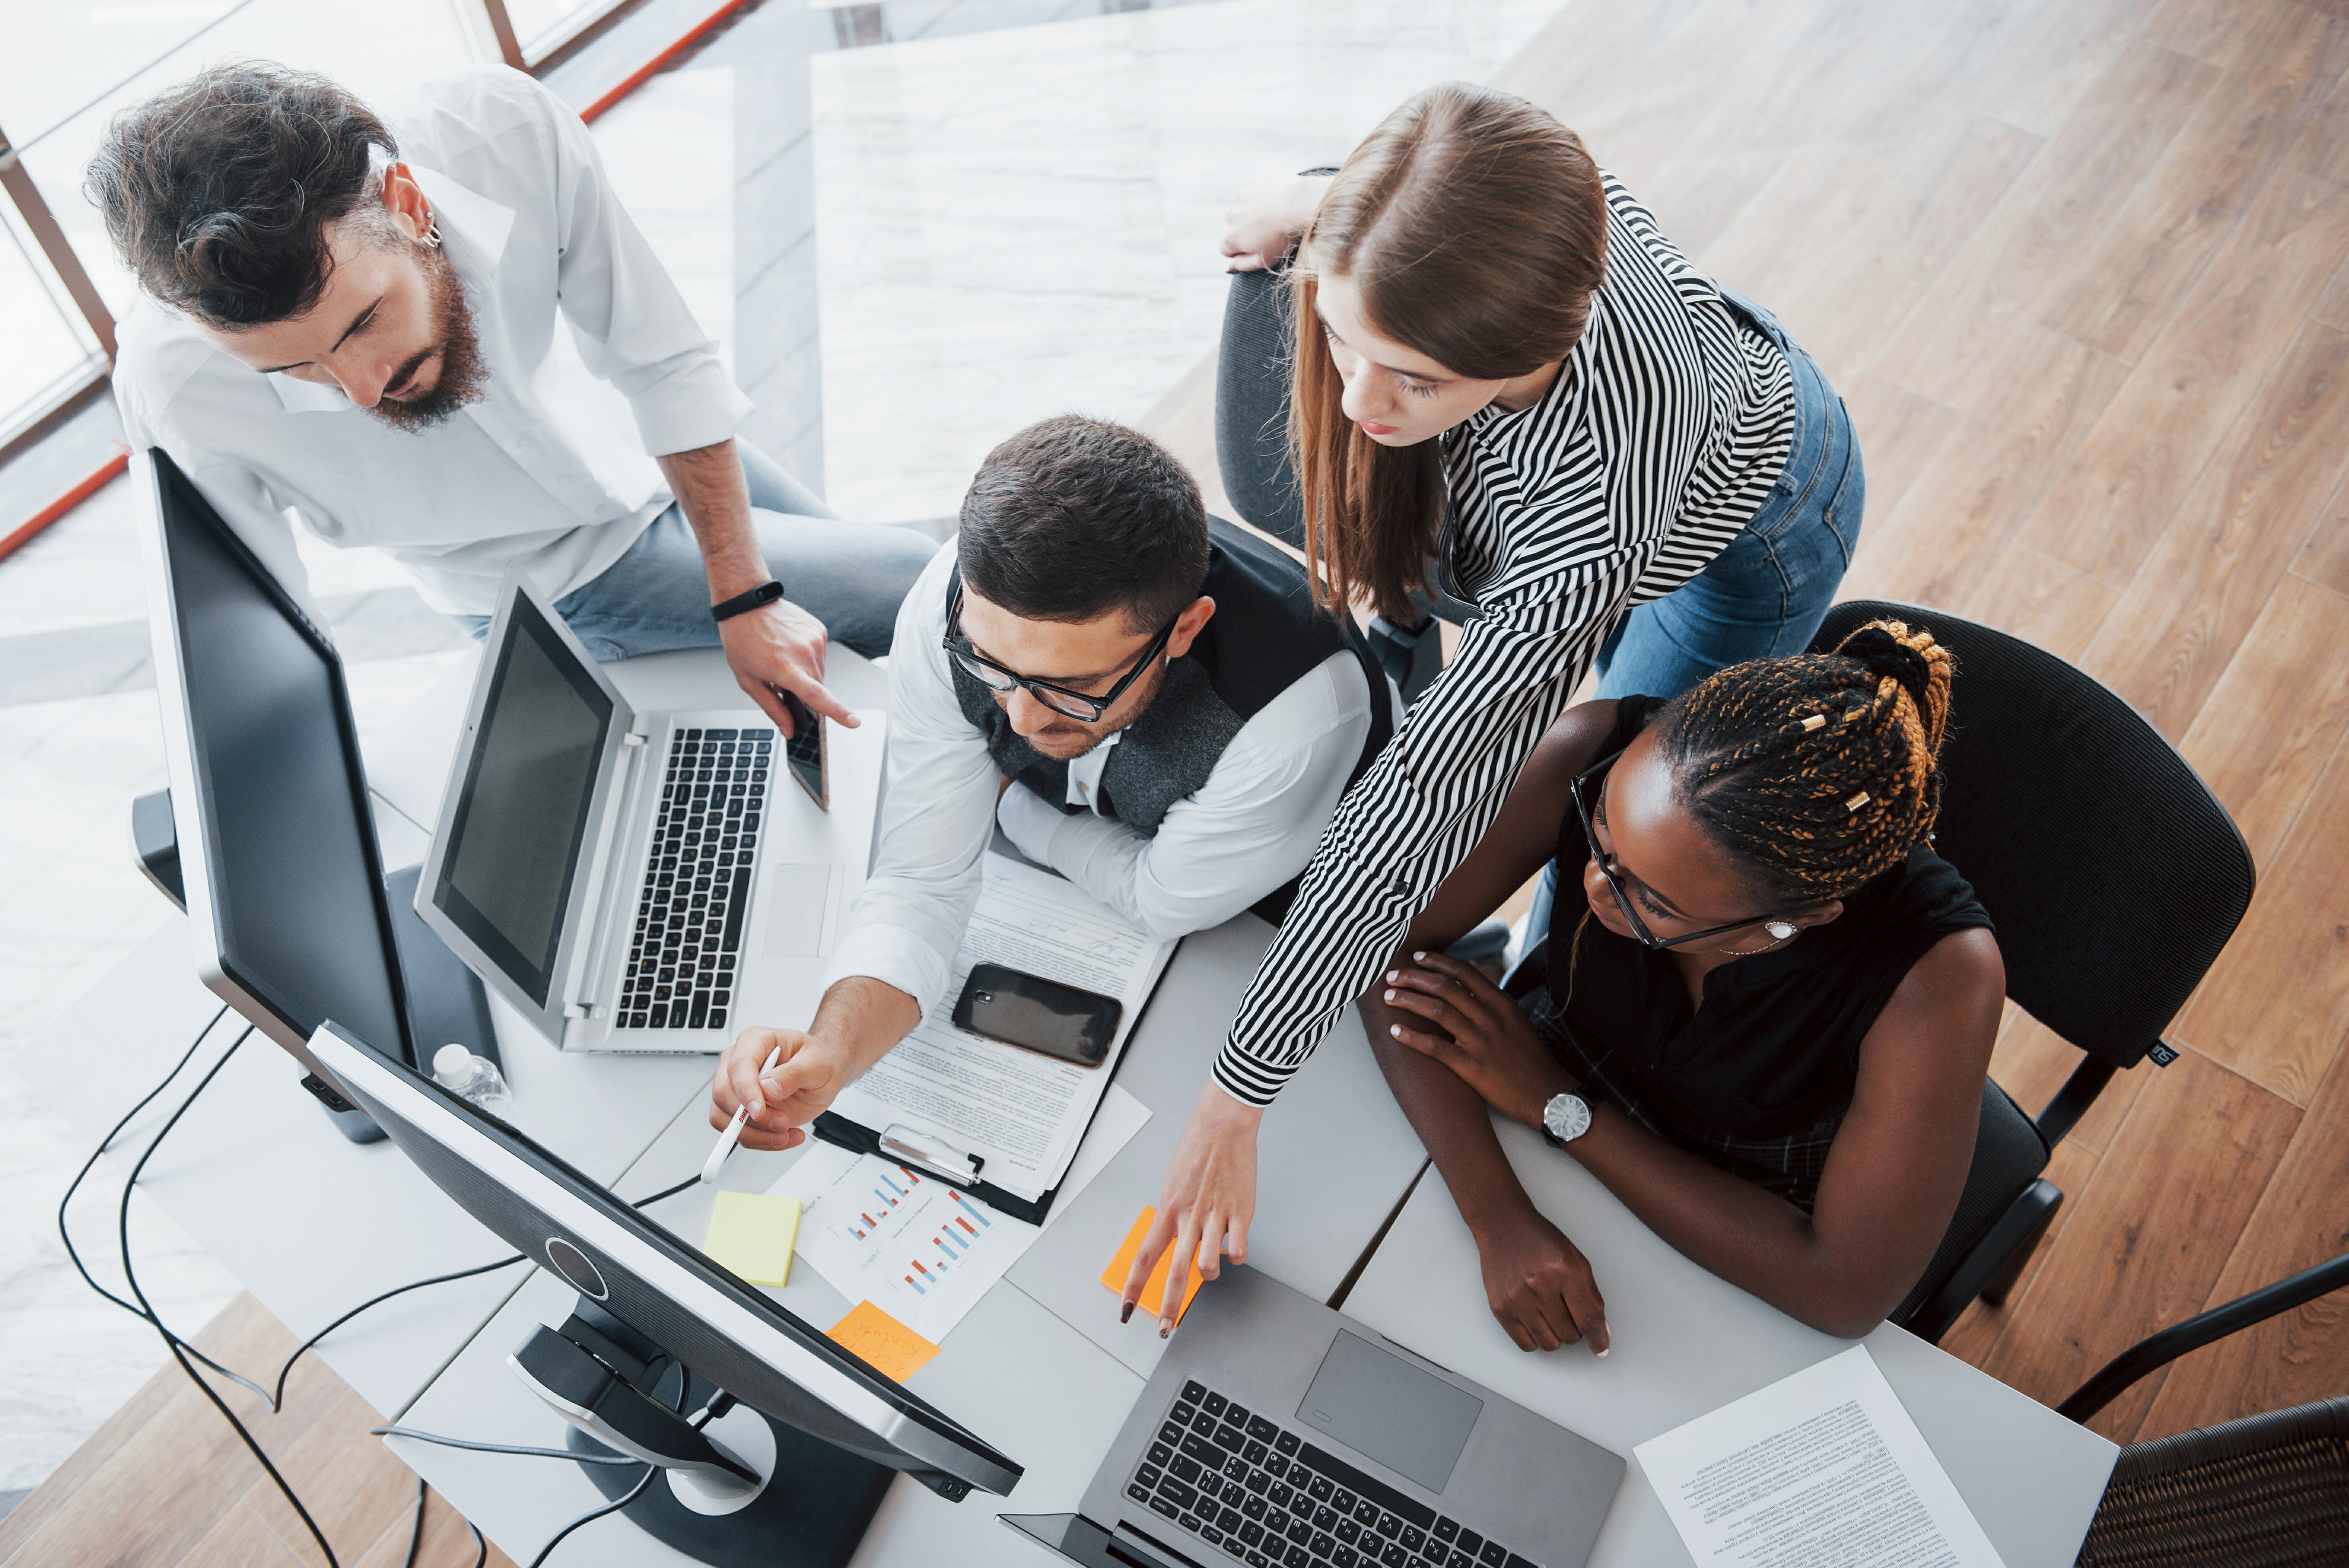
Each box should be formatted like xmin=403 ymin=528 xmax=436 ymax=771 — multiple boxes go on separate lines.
xmin=1342 ymin=1119 xmax=2118 ymax=1568
xmin=18 ymin=641 xmax=2120 ymax=1568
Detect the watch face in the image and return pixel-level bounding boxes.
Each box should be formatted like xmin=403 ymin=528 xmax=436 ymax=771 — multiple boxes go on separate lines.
xmin=1545 ymin=1093 xmax=1592 ymax=1144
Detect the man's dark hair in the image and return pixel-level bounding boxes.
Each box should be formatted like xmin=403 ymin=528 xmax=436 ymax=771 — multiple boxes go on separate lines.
xmin=85 ymin=62 xmax=395 ymax=328
xmin=959 ymin=415 xmax=1210 ymax=632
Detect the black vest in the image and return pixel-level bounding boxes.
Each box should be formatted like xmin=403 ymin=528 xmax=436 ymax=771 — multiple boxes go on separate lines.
xmin=949 ymin=519 xmax=1391 ymax=917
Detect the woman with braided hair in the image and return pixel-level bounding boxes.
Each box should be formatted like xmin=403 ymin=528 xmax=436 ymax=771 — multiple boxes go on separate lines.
xmin=1360 ymin=621 xmax=2004 ymax=1348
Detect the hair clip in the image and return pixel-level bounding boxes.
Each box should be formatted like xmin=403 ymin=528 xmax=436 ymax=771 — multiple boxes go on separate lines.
xmin=1845 ymin=791 xmax=1872 ymax=812
xmin=1801 ymin=713 xmax=1826 ymax=732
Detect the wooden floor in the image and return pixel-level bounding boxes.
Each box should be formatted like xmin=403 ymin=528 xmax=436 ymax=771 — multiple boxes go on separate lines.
xmin=12 ymin=0 xmax=2349 ymax=1560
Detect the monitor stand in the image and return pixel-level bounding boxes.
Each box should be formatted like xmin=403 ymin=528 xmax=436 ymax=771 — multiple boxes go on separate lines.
xmin=520 ymin=1302 xmax=893 ymax=1568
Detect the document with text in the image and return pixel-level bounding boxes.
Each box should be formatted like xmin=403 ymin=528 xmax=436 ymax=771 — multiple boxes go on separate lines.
xmin=1634 ymin=1345 xmax=2005 ymax=1568
xmin=826 ymin=853 xmax=1174 ymax=1200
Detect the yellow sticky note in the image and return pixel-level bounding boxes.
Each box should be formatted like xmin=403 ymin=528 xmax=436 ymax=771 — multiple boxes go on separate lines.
xmin=1099 ymin=1205 xmax=1204 ymax=1324
xmin=828 ymin=1300 xmax=941 ymax=1382
xmin=703 ymin=1191 xmax=801 ymax=1287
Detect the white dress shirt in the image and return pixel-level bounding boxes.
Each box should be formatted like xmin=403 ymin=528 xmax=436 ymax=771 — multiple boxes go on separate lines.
xmin=112 ymin=65 xmax=752 ymax=619
xmin=826 ymin=544 xmax=1380 ymax=1019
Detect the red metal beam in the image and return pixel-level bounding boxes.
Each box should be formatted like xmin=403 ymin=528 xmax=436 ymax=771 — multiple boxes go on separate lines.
xmin=0 ymin=444 xmax=128 ymax=566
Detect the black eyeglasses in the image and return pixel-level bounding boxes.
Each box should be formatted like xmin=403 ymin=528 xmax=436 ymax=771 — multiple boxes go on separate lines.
xmin=1570 ymin=756 xmax=1788 ymax=950
xmin=943 ymin=586 xmax=1177 ymax=723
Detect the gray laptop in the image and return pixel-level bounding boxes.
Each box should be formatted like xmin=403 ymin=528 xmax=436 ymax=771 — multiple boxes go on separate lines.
xmin=1006 ymin=1267 xmax=1623 ymax=1568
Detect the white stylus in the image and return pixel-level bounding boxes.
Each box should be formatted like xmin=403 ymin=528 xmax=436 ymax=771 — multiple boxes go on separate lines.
xmin=701 ymin=1045 xmax=783 ymax=1184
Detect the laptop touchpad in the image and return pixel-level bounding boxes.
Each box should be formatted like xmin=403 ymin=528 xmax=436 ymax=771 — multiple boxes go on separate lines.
xmin=1296 ymin=1331 xmax=1483 ymax=1493
xmin=764 ymin=863 xmax=841 ymax=957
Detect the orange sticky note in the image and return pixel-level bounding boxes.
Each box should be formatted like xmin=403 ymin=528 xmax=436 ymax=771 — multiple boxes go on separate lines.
xmin=1099 ymin=1205 xmax=1204 ymax=1324
xmin=827 ymin=1300 xmax=941 ymax=1383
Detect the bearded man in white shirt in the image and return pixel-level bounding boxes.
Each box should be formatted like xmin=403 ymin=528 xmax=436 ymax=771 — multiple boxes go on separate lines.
xmin=707 ymin=414 xmax=1391 ymax=1150
xmin=91 ymin=62 xmax=932 ymax=732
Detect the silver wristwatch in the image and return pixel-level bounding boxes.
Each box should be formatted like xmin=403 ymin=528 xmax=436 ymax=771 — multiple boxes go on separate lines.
xmin=1541 ymin=1091 xmax=1594 ymax=1148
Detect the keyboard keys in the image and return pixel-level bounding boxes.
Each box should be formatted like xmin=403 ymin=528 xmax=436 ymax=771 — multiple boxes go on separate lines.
xmin=1274 ymin=1432 xmax=1301 ymax=1457
xmin=1248 ymin=1416 xmax=1280 ymax=1443
xmin=1446 ymin=1555 xmax=1472 ymax=1568
xmin=1381 ymin=1547 xmax=1409 ymax=1568
xmin=1477 ymin=1545 xmax=1506 ymax=1567
xmin=1401 ymin=1527 xmax=1425 ymax=1553
xmin=1215 ymin=1425 xmax=1246 ymax=1453
xmin=1203 ymin=1392 xmax=1227 ymax=1417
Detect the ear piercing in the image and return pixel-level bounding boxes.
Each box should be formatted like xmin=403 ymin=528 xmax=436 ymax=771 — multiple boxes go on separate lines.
xmin=1765 ymin=921 xmax=1796 ymax=940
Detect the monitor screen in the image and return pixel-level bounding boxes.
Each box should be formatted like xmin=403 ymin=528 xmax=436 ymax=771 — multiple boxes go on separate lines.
xmin=306 ymin=1019 xmax=1023 ymax=1500
xmin=149 ymin=451 xmax=413 ymax=1065
xmin=431 ymin=595 xmax=612 ymax=1006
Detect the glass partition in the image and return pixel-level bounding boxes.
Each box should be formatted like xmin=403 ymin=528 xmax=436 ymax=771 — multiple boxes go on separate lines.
xmin=0 ymin=188 xmax=106 ymax=448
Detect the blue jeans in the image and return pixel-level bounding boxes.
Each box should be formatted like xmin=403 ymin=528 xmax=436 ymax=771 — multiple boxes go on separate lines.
xmin=1593 ymin=290 xmax=1864 ymax=700
xmin=1531 ymin=293 xmax=1862 ymax=953
xmin=457 ymin=442 xmax=935 ymax=660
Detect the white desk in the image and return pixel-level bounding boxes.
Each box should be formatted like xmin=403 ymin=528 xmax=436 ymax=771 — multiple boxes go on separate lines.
xmin=1341 ymin=1119 xmax=2118 ymax=1568
xmin=18 ymin=639 xmax=2119 ymax=1568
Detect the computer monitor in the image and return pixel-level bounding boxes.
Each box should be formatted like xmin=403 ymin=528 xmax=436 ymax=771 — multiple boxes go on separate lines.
xmin=305 ymin=1017 xmax=1021 ymax=1562
xmin=138 ymin=447 xmax=419 ymax=1088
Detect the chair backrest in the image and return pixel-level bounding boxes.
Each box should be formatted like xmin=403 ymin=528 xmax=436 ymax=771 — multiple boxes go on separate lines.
xmin=1810 ymin=601 xmax=2254 ymax=1068
xmin=1216 ymin=266 xmax=1307 ymax=550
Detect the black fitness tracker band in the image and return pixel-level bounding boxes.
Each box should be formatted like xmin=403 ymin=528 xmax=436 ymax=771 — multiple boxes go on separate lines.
xmin=710 ymin=580 xmax=785 ymax=623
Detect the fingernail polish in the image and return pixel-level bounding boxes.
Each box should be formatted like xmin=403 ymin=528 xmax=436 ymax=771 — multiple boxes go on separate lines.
xmin=1596 ymin=1348 xmax=1609 ymax=1359
xmin=1384 ymin=989 xmax=1395 ymax=1000
xmin=1120 ymin=1302 xmax=1134 ymax=1324
xmin=1160 ymin=1323 xmax=1173 ymax=1339
xmin=1386 ymin=971 xmax=1397 ymax=982
xmin=1412 ymin=951 xmax=1426 ymax=961
xmin=1390 ymin=1025 xmax=1402 ymax=1037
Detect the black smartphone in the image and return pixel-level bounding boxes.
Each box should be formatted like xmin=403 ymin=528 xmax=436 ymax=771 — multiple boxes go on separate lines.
xmin=776 ymin=689 xmax=829 ymax=810
xmin=952 ymin=963 xmax=1122 ymax=1068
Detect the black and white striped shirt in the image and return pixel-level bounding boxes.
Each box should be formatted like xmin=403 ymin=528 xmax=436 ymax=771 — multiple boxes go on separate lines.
xmin=1214 ymin=172 xmax=1798 ymax=1107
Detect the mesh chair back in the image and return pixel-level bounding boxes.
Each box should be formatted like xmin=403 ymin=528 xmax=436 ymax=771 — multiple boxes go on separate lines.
xmin=1810 ymin=602 xmax=2253 ymax=1068
xmin=1216 ymin=267 xmax=1306 ymax=549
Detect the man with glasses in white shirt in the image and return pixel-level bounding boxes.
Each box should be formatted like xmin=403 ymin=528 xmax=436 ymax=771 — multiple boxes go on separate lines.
xmin=92 ymin=62 xmax=931 ymax=734
xmin=706 ymin=414 xmax=1391 ymax=1152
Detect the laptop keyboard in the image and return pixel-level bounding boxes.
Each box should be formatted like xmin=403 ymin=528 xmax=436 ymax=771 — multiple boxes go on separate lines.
xmin=615 ymin=727 xmax=773 ymax=1032
xmin=1128 ymin=1379 xmax=1540 ymax=1568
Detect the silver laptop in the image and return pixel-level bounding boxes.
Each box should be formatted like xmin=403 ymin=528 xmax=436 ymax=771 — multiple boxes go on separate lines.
xmin=1007 ymin=1267 xmax=1623 ymax=1568
xmin=414 ymin=567 xmax=880 ymax=1053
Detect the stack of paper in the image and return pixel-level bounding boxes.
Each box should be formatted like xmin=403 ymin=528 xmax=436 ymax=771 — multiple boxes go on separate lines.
xmin=824 ymin=853 xmax=1175 ymax=1202
xmin=1634 ymin=1346 xmax=2005 ymax=1568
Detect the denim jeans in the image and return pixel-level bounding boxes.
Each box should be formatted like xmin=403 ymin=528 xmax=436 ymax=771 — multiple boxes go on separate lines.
xmin=456 ymin=441 xmax=936 ymax=661
xmin=1531 ymin=293 xmax=1863 ymax=953
xmin=1593 ymin=290 xmax=1865 ymax=701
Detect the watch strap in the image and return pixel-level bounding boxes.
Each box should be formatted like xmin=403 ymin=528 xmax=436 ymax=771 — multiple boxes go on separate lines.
xmin=711 ymin=580 xmax=785 ymax=623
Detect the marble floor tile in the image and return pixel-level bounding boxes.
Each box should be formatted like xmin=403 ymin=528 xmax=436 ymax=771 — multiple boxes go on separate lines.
xmin=811 ymin=0 xmax=1569 ymax=522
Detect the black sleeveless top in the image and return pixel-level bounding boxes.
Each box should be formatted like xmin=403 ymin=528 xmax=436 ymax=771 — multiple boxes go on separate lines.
xmin=1544 ymin=696 xmax=1995 ymax=1141
xmin=948 ymin=517 xmax=1391 ymax=834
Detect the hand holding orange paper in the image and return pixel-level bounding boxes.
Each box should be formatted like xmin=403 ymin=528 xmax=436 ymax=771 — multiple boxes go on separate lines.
xmin=1101 ymin=1205 xmax=1204 ymax=1325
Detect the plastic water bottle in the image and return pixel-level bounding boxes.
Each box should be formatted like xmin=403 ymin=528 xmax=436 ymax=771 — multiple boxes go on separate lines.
xmin=433 ymin=1044 xmax=515 ymax=1117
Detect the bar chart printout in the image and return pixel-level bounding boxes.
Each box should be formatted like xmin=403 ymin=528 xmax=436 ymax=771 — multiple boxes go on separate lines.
xmin=773 ymin=1141 xmax=1035 ymax=1341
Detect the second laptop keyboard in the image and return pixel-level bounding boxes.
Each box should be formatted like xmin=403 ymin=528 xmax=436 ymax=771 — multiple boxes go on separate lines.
xmin=616 ymin=726 xmax=772 ymax=1031
xmin=1128 ymin=1378 xmax=1541 ymax=1568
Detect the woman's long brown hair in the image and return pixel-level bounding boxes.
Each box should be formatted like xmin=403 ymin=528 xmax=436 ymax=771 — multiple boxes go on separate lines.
xmin=1289 ymin=83 xmax=1608 ymax=624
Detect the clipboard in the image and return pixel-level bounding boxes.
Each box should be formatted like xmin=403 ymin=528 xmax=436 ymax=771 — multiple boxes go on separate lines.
xmin=808 ymin=942 xmax=1175 ymax=1226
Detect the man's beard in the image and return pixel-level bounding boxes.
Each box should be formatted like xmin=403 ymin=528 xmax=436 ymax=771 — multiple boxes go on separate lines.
xmin=368 ymin=242 xmax=488 ymax=433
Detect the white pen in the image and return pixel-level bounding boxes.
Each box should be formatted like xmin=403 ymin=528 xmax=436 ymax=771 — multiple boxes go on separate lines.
xmin=701 ymin=1045 xmax=784 ymax=1184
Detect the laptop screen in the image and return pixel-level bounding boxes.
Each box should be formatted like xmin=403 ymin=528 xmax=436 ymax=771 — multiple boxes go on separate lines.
xmin=433 ymin=595 xmax=613 ymax=1005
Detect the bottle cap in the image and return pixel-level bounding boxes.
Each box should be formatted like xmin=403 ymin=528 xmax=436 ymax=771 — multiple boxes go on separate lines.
xmin=433 ymin=1043 xmax=474 ymax=1086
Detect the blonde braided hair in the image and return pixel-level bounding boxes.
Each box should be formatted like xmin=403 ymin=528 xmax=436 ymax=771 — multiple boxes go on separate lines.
xmin=1652 ymin=620 xmax=1955 ymax=907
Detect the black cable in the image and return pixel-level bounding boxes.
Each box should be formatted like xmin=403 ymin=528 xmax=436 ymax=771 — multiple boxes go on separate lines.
xmin=526 ymin=1464 xmax=658 ymax=1567
xmin=110 ymin=1028 xmax=349 ymax=1567
xmin=469 ymin=1519 xmax=488 ymax=1568
xmin=370 ymin=1425 xmax=640 ymax=1464
xmin=630 ymin=1173 xmax=701 ymax=1208
xmin=403 ymin=1476 xmax=427 ymax=1568
xmin=268 ymin=1253 xmax=527 ymax=1410
xmin=53 ymin=1006 xmax=275 ymax=1399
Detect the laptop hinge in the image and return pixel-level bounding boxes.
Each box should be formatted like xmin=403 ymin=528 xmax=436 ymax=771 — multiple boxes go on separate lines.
xmin=1107 ymin=1521 xmax=1208 ymax=1568
xmin=571 ymin=727 xmax=654 ymax=1015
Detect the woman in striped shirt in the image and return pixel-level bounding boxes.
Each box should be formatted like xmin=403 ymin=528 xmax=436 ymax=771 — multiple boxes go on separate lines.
xmin=1122 ymin=82 xmax=1866 ymax=1332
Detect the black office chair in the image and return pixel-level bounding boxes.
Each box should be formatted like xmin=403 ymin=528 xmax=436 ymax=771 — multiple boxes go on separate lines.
xmin=1216 ymin=265 xmax=1467 ymax=702
xmin=1502 ymin=601 xmax=2257 ymax=1341
xmin=2061 ymin=1251 xmax=2349 ymax=1565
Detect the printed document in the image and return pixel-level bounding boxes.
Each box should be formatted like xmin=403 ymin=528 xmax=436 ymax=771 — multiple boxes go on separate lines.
xmin=774 ymin=1084 xmax=1150 ymax=1340
xmin=826 ymin=853 xmax=1174 ymax=1199
xmin=1634 ymin=1345 xmax=2004 ymax=1568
